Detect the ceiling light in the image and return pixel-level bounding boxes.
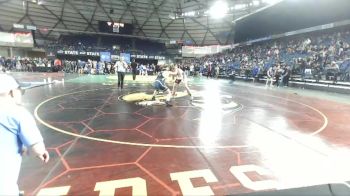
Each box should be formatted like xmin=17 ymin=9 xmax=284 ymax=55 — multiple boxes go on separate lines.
xmin=233 ymin=4 xmax=246 ymax=10
xmin=252 ymin=0 xmax=260 ymax=6
xmin=262 ymin=0 xmax=283 ymax=5
xmin=209 ymin=1 xmax=228 ymax=19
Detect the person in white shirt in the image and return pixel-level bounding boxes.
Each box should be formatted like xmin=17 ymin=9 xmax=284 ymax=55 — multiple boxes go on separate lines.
xmin=266 ymin=66 xmax=275 ymax=87
xmin=139 ymin=64 xmax=144 ymax=76
xmin=215 ymin=65 xmax=220 ymax=79
xmin=16 ymin=60 xmax=22 ymax=71
xmin=115 ymin=57 xmax=128 ymax=89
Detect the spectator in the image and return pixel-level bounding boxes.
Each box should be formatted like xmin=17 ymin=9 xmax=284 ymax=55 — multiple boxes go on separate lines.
xmin=0 ymin=74 xmax=49 ymax=195
xmin=281 ymin=65 xmax=291 ymax=86
xmin=266 ymin=66 xmax=275 ymax=87
xmin=215 ymin=65 xmax=220 ymax=79
xmin=130 ymin=59 xmax=138 ymax=80
xmin=327 ymin=61 xmax=340 ymax=83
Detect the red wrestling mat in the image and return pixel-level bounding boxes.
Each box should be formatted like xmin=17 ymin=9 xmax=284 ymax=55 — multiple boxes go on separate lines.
xmin=17 ymin=74 xmax=350 ymax=195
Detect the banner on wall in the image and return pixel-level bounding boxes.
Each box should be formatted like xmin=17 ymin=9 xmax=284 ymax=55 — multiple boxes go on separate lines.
xmin=56 ymin=50 xmax=100 ymax=57
xmin=100 ymin=52 xmax=111 ymax=62
xmin=120 ymin=53 xmax=131 ymax=64
xmin=55 ymin=50 xmax=166 ymax=61
xmin=130 ymin=54 xmax=166 ymax=60
xmin=14 ymin=32 xmax=34 ymax=47
xmin=0 ymin=32 xmax=14 ymax=46
xmin=182 ymin=45 xmax=232 ymax=58
xmin=0 ymin=32 xmax=33 ymax=48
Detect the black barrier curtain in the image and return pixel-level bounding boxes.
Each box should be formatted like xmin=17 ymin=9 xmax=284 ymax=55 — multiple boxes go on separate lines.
xmin=56 ymin=54 xmax=100 ymax=61
xmin=135 ymin=59 xmax=158 ymax=65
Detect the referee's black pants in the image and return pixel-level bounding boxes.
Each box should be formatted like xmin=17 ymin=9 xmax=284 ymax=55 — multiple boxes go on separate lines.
xmin=117 ymin=72 xmax=125 ymax=89
xmin=132 ymin=70 xmax=137 ymax=80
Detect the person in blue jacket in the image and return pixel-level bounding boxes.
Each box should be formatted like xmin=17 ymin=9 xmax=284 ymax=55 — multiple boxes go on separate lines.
xmin=151 ymin=69 xmax=172 ymax=107
xmin=0 ymin=74 xmax=49 ymax=195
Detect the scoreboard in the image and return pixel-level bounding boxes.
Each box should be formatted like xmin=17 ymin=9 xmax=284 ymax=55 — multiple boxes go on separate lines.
xmin=98 ymin=21 xmax=134 ymax=34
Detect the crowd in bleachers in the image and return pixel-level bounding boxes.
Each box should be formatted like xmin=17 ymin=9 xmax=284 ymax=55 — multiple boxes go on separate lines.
xmin=60 ymin=59 xmax=160 ymax=76
xmin=0 ymin=56 xmax=52 ymax=72
xmin=46 ymin=35 xmax=166 ymax=56
xmin=0 ymin=55 xmax=162 ymax=76
xmin=3 ymin=28 xmax=350 ymax=87
xmin=183 ymin=28 xmax=350 ymax=84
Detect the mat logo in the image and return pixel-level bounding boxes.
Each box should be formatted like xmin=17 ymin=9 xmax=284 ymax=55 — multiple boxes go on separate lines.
xmin=121 ymin=91 xmax=188 ymax=107
xmin=121 ymin=91 xmax=241 ymax=112
xmin=191 ymin=94 xmax=241 ymax=113
xmin=136 ymin=100 xmax=167 ymax=106
xmin=36 ymin=164 xmax=277 ymax=195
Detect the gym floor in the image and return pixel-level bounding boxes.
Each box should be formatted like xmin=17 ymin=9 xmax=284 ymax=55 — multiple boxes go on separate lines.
xmin=13 ymin=72 xmax=350 ymax=195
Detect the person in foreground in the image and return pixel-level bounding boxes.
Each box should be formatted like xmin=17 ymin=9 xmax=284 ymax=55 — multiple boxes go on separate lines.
xmin=0 ymin=74 xmax=49 ymax=196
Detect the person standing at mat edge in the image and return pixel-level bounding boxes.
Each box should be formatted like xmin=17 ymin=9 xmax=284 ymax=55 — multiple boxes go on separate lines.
xmin=115 ymin=57 xmax=128 ymax=89
xmin=0 ymin=74 xmax=49 ymax=195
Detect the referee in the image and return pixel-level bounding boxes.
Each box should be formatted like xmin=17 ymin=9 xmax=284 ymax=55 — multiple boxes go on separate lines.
xmin=115 ymin=57 xmax=128 ymax=89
